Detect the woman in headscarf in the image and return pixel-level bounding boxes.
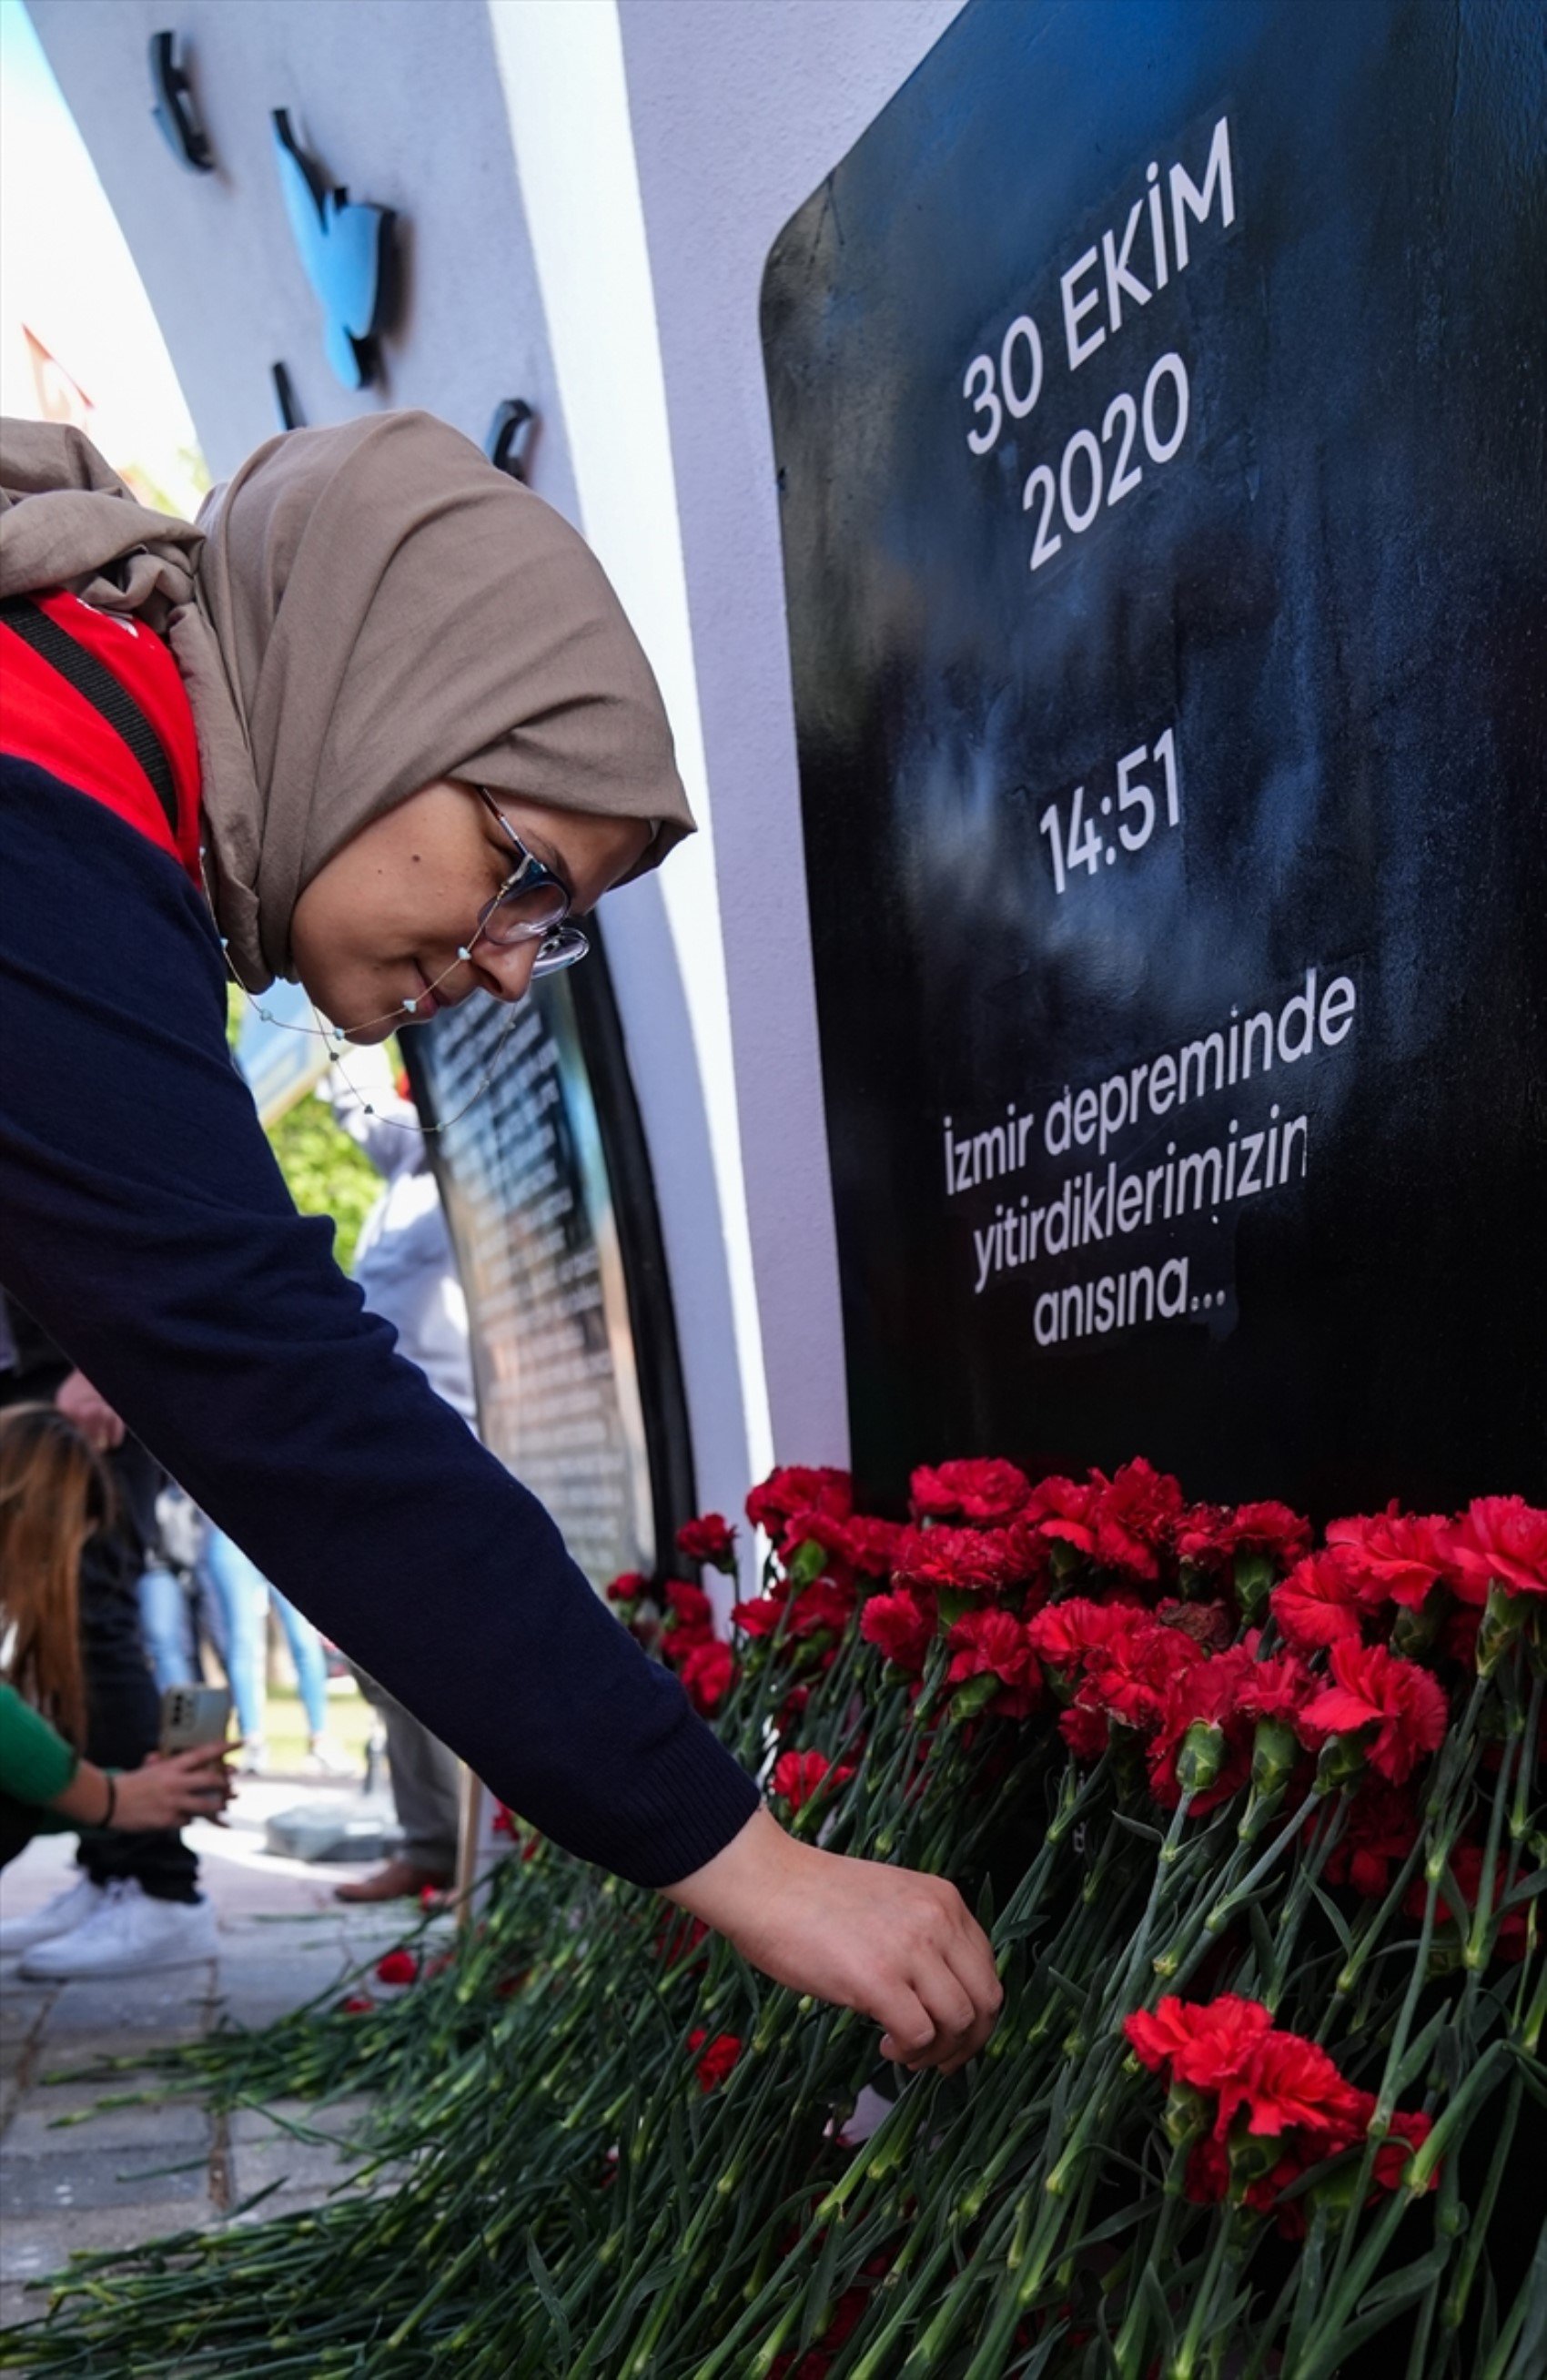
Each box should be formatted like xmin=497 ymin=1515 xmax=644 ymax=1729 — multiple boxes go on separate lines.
xmin=0 ymin=411 xmax=999 ymax=2067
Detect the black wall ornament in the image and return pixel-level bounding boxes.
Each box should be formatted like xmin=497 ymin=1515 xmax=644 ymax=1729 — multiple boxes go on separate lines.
xmin=485 ymin=398 xmax=536 ymax=483
xmin=271 ymin=108 xmax=395 ymax=391
xmin=148 ymin=32 xmax=213 ymax=173
xmin=269 ymin=362 xmax=303 ymax=432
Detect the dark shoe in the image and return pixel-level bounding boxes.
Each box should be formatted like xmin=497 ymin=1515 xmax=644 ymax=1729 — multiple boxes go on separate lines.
xmin=334 ymin=1858 xmax=451 ymax=1904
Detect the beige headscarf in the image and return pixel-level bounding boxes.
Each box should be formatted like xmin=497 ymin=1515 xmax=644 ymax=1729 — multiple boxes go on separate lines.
xmin=0 ymin=410 xmax=693 ymax=987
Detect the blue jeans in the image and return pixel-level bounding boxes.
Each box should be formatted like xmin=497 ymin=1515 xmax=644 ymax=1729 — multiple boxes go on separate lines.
xmin=137 ymin=1565 xmax=197 ymax=1691
xmin=202 ymin=1527 xmax=329 ymax=1741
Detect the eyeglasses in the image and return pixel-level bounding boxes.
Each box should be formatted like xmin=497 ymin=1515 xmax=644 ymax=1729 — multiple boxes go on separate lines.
xmin=473 ymin=785 xmax=589 ymax=977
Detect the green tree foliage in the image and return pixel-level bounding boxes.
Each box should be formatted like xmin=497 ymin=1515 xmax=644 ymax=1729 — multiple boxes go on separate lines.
xmin=266 ymin=1094 xmax=380 ymax=1276
xmin=225 ymin=987 xmax=382 ymax=1274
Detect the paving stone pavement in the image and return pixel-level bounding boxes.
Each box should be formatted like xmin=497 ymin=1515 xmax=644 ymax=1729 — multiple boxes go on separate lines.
xmin=0 ymin=1776 xmax=434 ymax=2343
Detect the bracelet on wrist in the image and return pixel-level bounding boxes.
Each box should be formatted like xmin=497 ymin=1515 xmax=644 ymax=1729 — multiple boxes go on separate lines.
xmin=100 ymin=1771 xmax=117 ymax=1828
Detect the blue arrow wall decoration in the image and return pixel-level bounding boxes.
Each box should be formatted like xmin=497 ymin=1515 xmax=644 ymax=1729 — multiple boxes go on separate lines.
xmin=271 ymin=108 xmax=395 ymax=390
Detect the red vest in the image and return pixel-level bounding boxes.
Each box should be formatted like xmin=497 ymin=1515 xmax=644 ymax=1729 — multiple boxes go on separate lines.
xmin=0 ymin=590 xmax=203 ymax=883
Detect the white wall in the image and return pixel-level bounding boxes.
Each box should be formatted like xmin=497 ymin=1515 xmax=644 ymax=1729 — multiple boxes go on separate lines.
xmin=25 ymin=0 xmax=967 ymax=1528
xmin=26 ymin=0 xmax=575 ymax=506
xmin=615 ymin=0 xmax=967 ymax=1467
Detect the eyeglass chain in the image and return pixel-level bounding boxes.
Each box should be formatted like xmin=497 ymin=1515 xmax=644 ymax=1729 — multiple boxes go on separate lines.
xmin=208 ymin=873 xmax=522 ymax=1137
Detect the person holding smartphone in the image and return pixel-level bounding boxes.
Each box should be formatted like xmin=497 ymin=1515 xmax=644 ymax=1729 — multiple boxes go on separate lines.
xmin=0 ymin=1398 xmax=229 ymax=1975
xmin=0 ymin=1684 xmax=230 ymax=1877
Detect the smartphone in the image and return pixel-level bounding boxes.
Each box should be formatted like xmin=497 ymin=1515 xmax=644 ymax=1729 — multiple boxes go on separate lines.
xmin=158 ymin=1685 xmax=232 ymax=1755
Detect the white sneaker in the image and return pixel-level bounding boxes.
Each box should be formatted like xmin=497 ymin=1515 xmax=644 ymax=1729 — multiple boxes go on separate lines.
xmin=18 ymin=1879 xmax=217 ymax=1980
xmin=0 ymin=1875 xmax=106 ymax=1958
xmin=302 ymin=1735 xmax=357 ymax=1777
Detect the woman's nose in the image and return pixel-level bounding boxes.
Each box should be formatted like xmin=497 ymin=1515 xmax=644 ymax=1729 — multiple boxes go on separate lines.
xmin=472 ymin=937 xmax=540 ymax=1005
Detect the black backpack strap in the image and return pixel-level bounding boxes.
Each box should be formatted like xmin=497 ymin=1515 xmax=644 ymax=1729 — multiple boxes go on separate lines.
xmin=0 ymin=594 xmax=180 ymax=838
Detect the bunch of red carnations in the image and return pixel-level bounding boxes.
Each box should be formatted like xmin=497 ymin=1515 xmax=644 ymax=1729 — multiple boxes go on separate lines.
xmin=614 ymin=1455 xmax=1542 ymax=2379
xmin=18 ymin=1458 xmax=1542 ymax=2380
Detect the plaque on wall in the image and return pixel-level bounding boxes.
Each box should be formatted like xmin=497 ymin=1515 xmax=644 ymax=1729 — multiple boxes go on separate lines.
xmin=763 ymin=0 xmax=1545 ymax=1517
xmin=403 ymin=935 xmax=692 ymax=1589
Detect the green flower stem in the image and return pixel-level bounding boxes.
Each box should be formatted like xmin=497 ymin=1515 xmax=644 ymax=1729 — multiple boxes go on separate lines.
xmin=1101 ymin=1790 xmax=1201 ymax=2012
xmin=1475 ymin=2220 xmax=1547 ymax=2380
xmin=1520 ymin=1956 xmax=1546 ymax=2059
xmin=1438 ymin=2062 xmax=1523 ymax=2344
xmin=1289 ymin=2039 xmax=1517 ymax=2380
xmin=1258 ymin=1793 xmax=1349 ymax=2007
xmin=1166 ymin=2202 xmax=1241 ymax=2380
xmin=844 ymin=2222 xmax=983 ymax=2380
xmin=1113 ymin=2136 xmax=1194 ymax=2375
xmin=1143 ymin=1789 xmax=1320 ymax=1996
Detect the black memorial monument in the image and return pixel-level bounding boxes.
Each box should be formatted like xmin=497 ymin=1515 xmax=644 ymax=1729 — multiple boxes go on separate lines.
xmin=763 ymin=0 xmax=1545 ymax=1519
xmin=404 ymin=937 xmax=692 ymax=1592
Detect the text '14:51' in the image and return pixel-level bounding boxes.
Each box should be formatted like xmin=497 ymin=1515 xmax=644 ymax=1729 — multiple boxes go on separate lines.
xmin=1039 ymin=728 xmax=1179 ymax=897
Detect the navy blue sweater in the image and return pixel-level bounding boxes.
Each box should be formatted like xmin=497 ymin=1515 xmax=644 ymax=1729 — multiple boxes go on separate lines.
xmin=0 ymin=759 xmax=759 ymax=1886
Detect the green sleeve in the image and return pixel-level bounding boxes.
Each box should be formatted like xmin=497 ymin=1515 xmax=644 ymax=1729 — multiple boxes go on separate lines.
xmin=0 ymin=1681 xmax=79 ymax=1806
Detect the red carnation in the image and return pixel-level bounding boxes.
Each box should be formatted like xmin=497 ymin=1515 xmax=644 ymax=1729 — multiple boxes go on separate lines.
xmin=1440 ymin=1602 xmax=1482 ymax=1667
xmin=1102 ymin=1620 xmax=1207 ymax=1740
xmin=1270 ymin=1549 xmax=1373 ymax=1651
xmin=776 ymin=1506 xmax=858 ymax=1579
xmin=338 ymin=1992 xmax=376 ymax=2014
xmin=947 ymin=1607 xmax=1036 ymax=1684
xmin=1147 ymin=1645 xmax=1260 ymax=1809
xmin=1325 ymin=1779 xmax=1421 ymax=1899
xmin=1024 ymin=1473 xmax=1099 ymax=1555
xmin=859 ymin=1586 xmax=935 ymax=1673
xmin=1324 ymin=1504 xmax=1452 ymax=1611
xmin=1175 ymin=1499 xmax=1310 ymax=1575
xmin=687 ymin=2030 xmax=743 ymax=2091
xmin=679 ymin=1639 xmax=735 ymax=1713
xmin=374 ymin=1948 xmax=420 ymax=1986
xmin=605 ymin=1570 xmax=651 ymax=1605
xmin=840 ymin=1515 xmax=909 ymax=1577
xmin=893 ymin=1523 xmax=1026 ymax=1597
xmin=772 ymin=1748 xmax=854 ymax=1810
xmin=1125 ymin=1993 xmax=1274 ymax=2092
xmin=1299 ymin=1640 xmax=1449 ymax=1784
xmin=1231 ymin=1644 xmax=1318 ymax=1725
xmin=665 ymin=1580 xmax=715 ymax=1642
xmin=910 ymin=1457 xmax=1034 ymax=1526
xmin=746 ymin=1465 xmax=852 ymax=1536
xmin=677 ymin=1513 xmax=738 ymax=1572
xmin=1129 ymin=1995 xmax=1435 ymax=2234
xmin=1441 ymin=1495 xmax=1547 ymax=1604
xmin=786 ymin=1576 xmax=857 ymax=1640
xmin=1217 ymin=2028 xmax=1367 ymax=2144
xmin=946 ymin=1608 xmax=1041 ymax=1718
xmin=1371 ymin=2107 xmax=1435 ymax=2191
xmin=1060 ymin=1702 xmax=1111 ymax=1759
xmin=1154 ymin=1597 xmax=1236 ymax=1650
xmin=1087 ymin=1457 xmax=1186 ymax=1582
xmin=656 ymin=1913 xmax=709 ymax=1970
xmin=730 ymin=1595 xmax=786 ymax=1638
xmin=1025 ymin=1595 xmax=1142 ymax=1670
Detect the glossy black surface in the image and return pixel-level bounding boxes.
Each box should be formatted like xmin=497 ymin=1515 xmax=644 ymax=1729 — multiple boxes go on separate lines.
xmin=763 ymin=0 xmax=1544 ymax=1516
xmin=403 ymin=936 xmax=693 ymax=1591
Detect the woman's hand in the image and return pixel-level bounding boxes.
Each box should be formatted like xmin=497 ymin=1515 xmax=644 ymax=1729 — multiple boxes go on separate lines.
xmin=51 ymin=1747 xmax=234 ymax=1833
xmin=662 ymin=1806 xmax=1002 ymax=2075
xmin=116 ymin=1747 xmax=234 ymax=1831
xmin=54 ymin=1367 xmax=126 ymax=1452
